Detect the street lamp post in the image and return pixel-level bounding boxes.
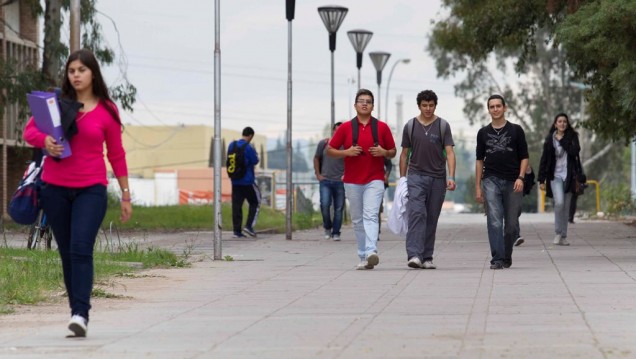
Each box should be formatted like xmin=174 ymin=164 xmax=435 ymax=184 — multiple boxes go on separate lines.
xmin=346 ymin=29 xmax=373 ymax=90
xmin=385 ymin=58 xmax=410 ymax=122
xmin=368 ymin=52 xmax=391 ymax=120
xmin=318 ymin=6 xmax=348 ymax=129
xmin=286 ymin=0 xmax=296 ymax=240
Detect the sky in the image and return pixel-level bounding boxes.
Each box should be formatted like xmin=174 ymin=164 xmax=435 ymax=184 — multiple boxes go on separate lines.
xmin=92 ymin=0 xmax=479 ymax=148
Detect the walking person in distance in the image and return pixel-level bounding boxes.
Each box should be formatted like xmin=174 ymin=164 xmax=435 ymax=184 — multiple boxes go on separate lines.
xmin=538 ymin=113 xmax=581 ymax=246
xmin=227 ymin=126 xmax=261 ymax=238
xmin=314 ymin=122 xmax=345 ymax=241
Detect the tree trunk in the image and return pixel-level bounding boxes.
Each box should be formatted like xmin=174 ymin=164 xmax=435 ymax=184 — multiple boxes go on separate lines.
xmin=42 ymin=0 xmax=64 ymax=86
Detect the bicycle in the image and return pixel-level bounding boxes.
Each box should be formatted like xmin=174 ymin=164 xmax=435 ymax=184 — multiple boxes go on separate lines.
xmin=27 ymin=208 xmax=53 ymax=250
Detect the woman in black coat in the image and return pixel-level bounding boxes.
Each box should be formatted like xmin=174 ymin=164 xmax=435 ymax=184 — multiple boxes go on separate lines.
xmin=538 ymin=113 xmax=581 ymax=246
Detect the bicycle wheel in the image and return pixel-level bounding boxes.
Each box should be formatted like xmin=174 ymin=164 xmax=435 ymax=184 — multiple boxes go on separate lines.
xmin=27 ymin=210 xmax=44 ymax=250
xmin=44 ymin=227 xmax=53 ymax=250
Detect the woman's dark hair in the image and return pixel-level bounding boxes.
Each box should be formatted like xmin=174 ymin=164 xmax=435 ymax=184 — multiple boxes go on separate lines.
xmin=550 ymin=112 xmax=578 ymax=136
xmin=61 ymin=49 xmax=121 ymax=125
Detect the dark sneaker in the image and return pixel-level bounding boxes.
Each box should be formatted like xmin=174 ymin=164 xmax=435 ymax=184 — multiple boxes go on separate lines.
xmin=490 ymin=262 xmax=504 ymax=270
xmin=233 ymin=232 xmax=247 ymax=238
xmin=243 ymin=227 xmax=257 ymax=237
xmin=502 ymin=261 xmax=512 ymax=268
xmin=68 ymin=315 xmax=87 ymax=337
xmin=366 ymin=253 xmax=379 ymax=267
xmin=514 ymin=237 xmax=524 ymax=246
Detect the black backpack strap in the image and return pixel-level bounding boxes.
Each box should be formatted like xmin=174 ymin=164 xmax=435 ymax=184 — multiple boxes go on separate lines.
xmin=351 ymin=118 xmax=359 ymax=146
xmin=371 ymin=117 xmax=379 ymax=146
xmin=351 ymin=117 xmax=379 ymax=146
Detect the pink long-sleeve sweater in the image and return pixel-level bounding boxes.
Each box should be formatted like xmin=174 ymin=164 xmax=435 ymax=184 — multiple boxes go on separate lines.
xmin=23 ymin=100 xmax=128 ymax=187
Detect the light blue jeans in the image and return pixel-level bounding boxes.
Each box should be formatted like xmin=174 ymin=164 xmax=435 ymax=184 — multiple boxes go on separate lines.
xmin=550 ymin=178 xmax=572 ymax=238
xmin=344 ymin=180 xmax=385 ymax=260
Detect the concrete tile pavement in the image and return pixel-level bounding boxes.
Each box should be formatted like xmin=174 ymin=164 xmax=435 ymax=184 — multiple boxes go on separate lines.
xmin=1 ymin=213 xmax=635 ymax=358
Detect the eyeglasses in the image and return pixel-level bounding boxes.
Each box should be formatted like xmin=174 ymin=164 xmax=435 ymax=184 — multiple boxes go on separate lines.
xmin=356 ymin=99 xmax=373 ymax=105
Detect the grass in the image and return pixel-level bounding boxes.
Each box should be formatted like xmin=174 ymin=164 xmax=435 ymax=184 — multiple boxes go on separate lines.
xmin=0 ymin=241 xmax=187 ymax=314
xmin=101 ymin=202 xmax=322 ymax=233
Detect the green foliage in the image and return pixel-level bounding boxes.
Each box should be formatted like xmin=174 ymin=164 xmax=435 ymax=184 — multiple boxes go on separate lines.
xmin=602 ymin=183 xmax=636 ymax=217
xmin=557 ymin=0 xmax=636 ymax=143
xmin=429 ymin=0 xmax=636 ymax=143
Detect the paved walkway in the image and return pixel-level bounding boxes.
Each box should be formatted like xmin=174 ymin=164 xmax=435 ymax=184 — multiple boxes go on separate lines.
xmin=1 ymin=213 xmax=635 ymax=358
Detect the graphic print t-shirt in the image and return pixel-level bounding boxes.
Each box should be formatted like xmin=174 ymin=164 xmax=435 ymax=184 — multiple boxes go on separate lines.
xmin=475 ymin=122 xmax=528 ymax=182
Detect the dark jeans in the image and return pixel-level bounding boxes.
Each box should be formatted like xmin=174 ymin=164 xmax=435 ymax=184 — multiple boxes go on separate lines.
xmin=482 ymin=177 xmax=523 ymax=266
xmin=319 ymin=179 xmax=345 ymax=236
xmin=232 ymin=184 xmax=261 ymax=233
xmin=39 ymin=183 xmax=107 ymax=320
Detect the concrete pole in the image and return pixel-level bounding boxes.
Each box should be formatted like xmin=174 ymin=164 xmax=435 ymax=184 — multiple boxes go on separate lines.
xmin=213 ymin=0 xmax=222 ymax=259
xmin=70 ymin=0 xmax=80 ymax=52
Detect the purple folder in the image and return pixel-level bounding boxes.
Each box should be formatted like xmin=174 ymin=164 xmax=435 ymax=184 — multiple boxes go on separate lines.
xmin=26 ymin=92 xmax=72 ymax=158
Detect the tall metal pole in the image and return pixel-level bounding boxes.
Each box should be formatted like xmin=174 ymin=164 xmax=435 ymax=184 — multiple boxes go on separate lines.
xmin=286 ymin=0 xmax=295 ymax=240
xmin=330 ymin=50 xmax=335 ymax=129
xmin=369 ymin=52 xmax=391 ymax=120
xmin=384 ymin=59 xmax=410 ymax=122
xmin=318 ymin=6 xmax=348 ymax=129
xmin=213 ymin=0 xmax=222 ymax=259
xmin=70 ymin=0 xmax=80 ymax=51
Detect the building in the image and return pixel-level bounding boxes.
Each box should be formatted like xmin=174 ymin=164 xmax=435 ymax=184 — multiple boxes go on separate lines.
xmin=116 ymin=124 xmax=269 ymax=206
xmin=0 ymin=0 xmax=39 ymax=219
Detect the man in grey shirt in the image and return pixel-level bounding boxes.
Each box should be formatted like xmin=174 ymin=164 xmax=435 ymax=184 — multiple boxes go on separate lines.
xmin=313 ymin=122 xmax=345 ymax=241
xmin=399 ymin=90 xmax=456 ymax=269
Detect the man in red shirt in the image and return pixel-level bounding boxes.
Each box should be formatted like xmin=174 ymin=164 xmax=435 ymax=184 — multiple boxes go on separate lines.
xmin=327 ymin=89 xmax=396 ymax=270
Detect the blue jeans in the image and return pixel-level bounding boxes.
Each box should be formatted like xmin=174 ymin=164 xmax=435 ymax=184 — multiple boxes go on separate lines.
xmin=344 ymin=180 xmax=385 ymax=260
xmin=482 ymin=177 xmax=523 ymax=266
xmin=319 ymin=179 xmax=345 ymax=236
xmin=550 ymin=178 xmax=572 ymax=238
xmin=405 ymin=174 xmax=446 ymax=261
xmin=39 ymin=183 xmax=107 ymax=320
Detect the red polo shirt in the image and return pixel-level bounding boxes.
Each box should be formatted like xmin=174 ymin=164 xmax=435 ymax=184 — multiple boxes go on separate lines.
xmin=329 ymin=118 xmax=395 ymax=185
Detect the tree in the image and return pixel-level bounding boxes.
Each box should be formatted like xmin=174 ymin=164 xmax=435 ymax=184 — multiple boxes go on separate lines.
xmin=2 ymin=0 xmax=136 ymax=218
xmin=428 ymin=0 xmax=636 ymax=143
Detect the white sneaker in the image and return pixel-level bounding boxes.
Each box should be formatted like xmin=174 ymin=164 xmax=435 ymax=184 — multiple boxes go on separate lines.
xmin=557 ymin=237 xmax=571 ymax=246
xmin=422 ymin=261 xmax=437 ymax=269
xmin=324 ymin=230 xmax=331 ymax=239
xmin=332 ymin=234 xmax=341 ymax=241
xmin=553 ymin=235 xmax=562 ymax=244
xmin=408 ymin=257 xmax=422 ymax=269
xmin=68 ymin=315 xmax=87 ymax=337
xmin=366 ymin=253 xmax=379 ymax=268
xmin=356 ymin=261 xmax=371 ymax=270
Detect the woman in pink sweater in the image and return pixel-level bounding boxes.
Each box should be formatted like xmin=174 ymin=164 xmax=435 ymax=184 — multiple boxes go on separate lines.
xmin=24 ymin=49 xmax=132 ymax=338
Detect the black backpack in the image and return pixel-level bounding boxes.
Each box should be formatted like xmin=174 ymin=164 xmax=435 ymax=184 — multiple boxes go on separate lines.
xmin=351 ymin=117 xmax=379 ymax=146
xmin=226 ymin=141 xmax=249 ymax=180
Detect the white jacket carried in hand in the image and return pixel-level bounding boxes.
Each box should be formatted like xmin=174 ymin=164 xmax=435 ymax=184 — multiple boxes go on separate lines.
xmin=388 ymin=176 xmax=408 ymax=237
